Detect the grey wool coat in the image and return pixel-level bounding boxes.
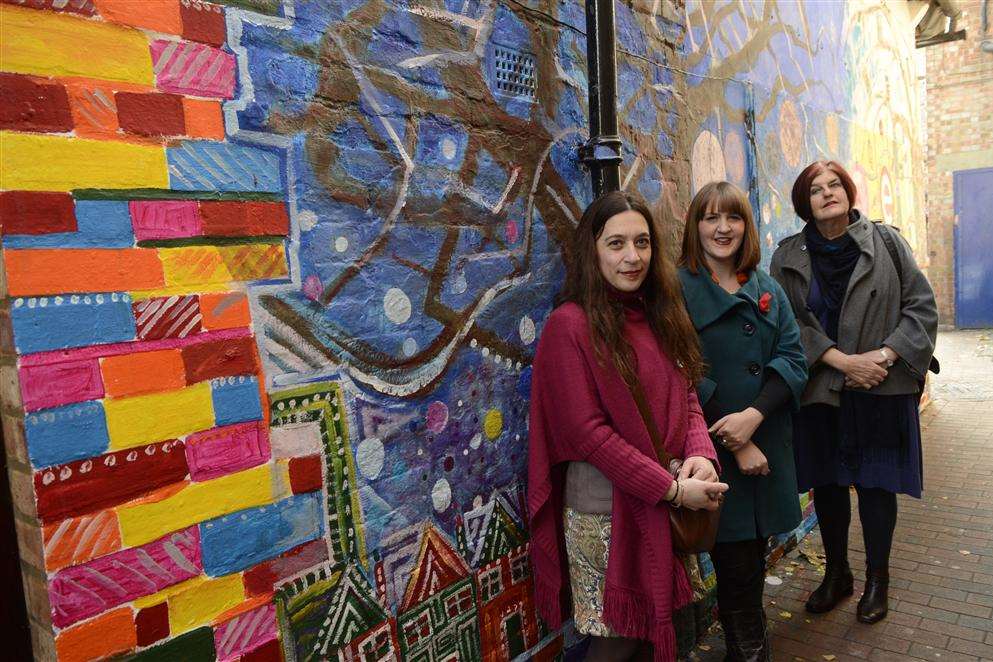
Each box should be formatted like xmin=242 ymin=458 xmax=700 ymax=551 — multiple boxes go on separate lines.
xmin=769 ymin=211 xmax=938 ymax=407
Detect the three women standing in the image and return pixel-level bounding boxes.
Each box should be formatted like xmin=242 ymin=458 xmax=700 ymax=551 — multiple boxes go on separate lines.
xmin=771 ymin=161 xmax=938 ymax=624
xmin=678 ymin=182 xmax=808 ymax=661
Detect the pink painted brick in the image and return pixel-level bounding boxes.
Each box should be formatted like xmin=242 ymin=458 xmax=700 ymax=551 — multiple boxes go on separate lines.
xmin=213 ymin=602 xmax=277 ymax=661
xmin=19 ymin=359 xmax=104 ymax=412
xmin=48 ymin=527 xmax=202 ymax=628
xmin=185 ymin=421 xmax=270 ymax=481
xmin=130 ymin=200 xmax=203 ymax=241
xmin=150 ymin=39 xmax=236 ymax=99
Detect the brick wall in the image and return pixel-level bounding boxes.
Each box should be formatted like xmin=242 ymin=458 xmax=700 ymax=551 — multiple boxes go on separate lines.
xmin=925 ymin=4 xmax=993 ymax=324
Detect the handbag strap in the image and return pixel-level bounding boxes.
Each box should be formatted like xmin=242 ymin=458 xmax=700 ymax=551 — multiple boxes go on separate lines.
xmin=627 ymin=379 xmax=677 ymax=469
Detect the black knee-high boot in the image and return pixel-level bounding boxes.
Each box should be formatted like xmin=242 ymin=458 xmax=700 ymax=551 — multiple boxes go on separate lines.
xmin=711 ymin=539 xmax=770 ymax=662
xmin=856 ymin=486 xmax=897 ymax=623
xmin=806 ymin=485 xmax=854 ymax=613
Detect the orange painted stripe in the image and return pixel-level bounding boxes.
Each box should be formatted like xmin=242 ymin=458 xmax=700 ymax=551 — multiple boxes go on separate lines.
xmin=92 ymin=0 xmax=183 ymax=35
xmin=43 ymin=510 xmax=121 ymax=572
xmin=101 ymin=349 xmax=187 ymax=399
xmin=4 ymin=248 xmax=165 ymax=296
xmin=199 ymin=291 xmax=251 ymax=330
xmin=213 ymin=594 xmax=273 ymax=625
xmin=55 ymin=606 xmax=137 ymax=662
xmin=182 ymin=97 xmax=225 ymax=140
xmin=64 ymin=81 xmax=120 ymax=141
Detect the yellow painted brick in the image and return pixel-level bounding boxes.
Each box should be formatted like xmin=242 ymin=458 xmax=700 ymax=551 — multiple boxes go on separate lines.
xmin=167 ymin=574 xmax=245 ymax=636
xmin=104 ymin=383 xmax=215 ymax=451
xmin=0 ymin=5 xmax=154 ymax=84
xmin=133 ymin=575 xmax=205 ymax=610
xmin=0 ymin=132 xmax=167 ymax=192
xmin=116 ymin=465 xmax=276 ymax=547
xmin=159 ymin=246 xmax=231 ymax=288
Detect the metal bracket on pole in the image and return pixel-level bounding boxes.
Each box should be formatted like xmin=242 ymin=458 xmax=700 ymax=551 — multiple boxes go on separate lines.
xmin=582 ymin=0 xmax=622 ymax=198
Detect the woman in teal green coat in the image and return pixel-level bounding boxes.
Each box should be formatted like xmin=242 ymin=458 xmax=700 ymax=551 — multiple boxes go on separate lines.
xmin=677 ymin=182 xmax=808 ymax=662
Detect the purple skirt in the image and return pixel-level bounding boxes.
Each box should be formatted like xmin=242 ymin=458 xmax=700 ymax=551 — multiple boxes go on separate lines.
xmin=793 ymin=393 xmax=923 ymax=498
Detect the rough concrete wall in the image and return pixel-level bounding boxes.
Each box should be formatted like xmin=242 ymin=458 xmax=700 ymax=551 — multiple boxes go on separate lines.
xmin=925 ymin=3 xmax=993 ymax=324
xmin=0 ymin=1 xmax=927 ymax=661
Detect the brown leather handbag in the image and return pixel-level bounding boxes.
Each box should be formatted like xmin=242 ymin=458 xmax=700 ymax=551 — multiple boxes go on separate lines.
xmin=629 ymin=381 xmax=722 ymax=554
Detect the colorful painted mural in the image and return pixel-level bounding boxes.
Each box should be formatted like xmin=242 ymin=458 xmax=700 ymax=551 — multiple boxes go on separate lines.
xmin=0 ymin=0 xmax=927 ymax=660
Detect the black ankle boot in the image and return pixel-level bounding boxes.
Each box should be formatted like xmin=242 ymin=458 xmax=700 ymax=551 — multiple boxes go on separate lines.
xmin=857 ymin=568 xmax=889 ymax=623
xmin=720 ymin=610 xmax=770 ymax=662
xmin=805 ymin=563 xmax=854 ymax=613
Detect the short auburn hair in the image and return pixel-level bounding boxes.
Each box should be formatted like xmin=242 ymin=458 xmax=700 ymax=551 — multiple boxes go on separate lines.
xmin=679 ymin=181 xmax=761 ymax=275
xmin=791 ymin=160 xmax=858 ymax=222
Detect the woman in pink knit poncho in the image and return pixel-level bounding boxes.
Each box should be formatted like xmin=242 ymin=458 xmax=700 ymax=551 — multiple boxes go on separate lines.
xmin=528 ymin=191 xmax=728 ymax=661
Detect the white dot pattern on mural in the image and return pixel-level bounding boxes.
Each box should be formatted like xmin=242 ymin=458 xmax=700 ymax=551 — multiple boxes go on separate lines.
xmin=383 ymin=287 xmax=411 ymax=324
xmin=431 ymin=478 xmax=452 ymax=512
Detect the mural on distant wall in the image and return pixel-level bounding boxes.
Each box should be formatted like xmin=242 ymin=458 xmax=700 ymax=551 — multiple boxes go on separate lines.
xmin=0 ymin=0 xmax=926 ymax=660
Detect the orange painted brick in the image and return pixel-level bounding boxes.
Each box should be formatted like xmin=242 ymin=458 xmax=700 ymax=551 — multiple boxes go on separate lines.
xmin=92 ymin=0 xmax=182 ymax=35
xmin=100 ymin=349 xmax=187 ymax=398
xmin=199 ymin=291 xmax=251 ymax=330
xmin=55 ymin=607 xmax=136 ymax=662
xmin=3 ymin=248 xmax=165 ymax=296
xmin=182 ymin=97 xmax=225 ymax=140
xmin=42 ymin=510 xmax=121 ymax=572
xmin=65 ymin=82 xmax=120 ymax=140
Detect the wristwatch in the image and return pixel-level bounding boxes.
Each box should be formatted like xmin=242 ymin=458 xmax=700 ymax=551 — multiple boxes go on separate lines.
xmin=879 ymin=347 xmax=894 ymax=367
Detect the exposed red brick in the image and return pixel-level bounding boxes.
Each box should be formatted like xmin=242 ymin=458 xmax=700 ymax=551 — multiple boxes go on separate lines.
xmin=135 ymin=602 xmax=169 ymax=647
xmin=0 ymin=191 xmax=76 ymax=236
xmin=181 ymin=336 xmax=260 ymax=383
xmin=180 ymin=0 xmax=226 ymax=47
xmin=288 ymin=455 xmax=323 ymax=494
xmin=0 ymin=73 xmax=73 ymax=133
xmin=115 ymin=92 xmax=186 ymax=138
xmin=198 ymin=201 xmax=291 ymax=237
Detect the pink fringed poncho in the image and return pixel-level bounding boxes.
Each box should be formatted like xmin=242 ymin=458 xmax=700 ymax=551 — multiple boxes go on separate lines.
xmin=527 ymin=300 xmax=718 ymax=661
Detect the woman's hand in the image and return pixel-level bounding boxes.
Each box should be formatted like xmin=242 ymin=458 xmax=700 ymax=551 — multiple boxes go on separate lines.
xmin=677 ymin=456 xmax=718 ymax=482
xmin=676 ymin=478 xmax=729 ymax=511
xmin=842 ymin=352 xmax=888 ymax=389
xmin=709 ymin=407 xmax=764 ymax=450
xmin=733 ymin=442 xmax=769 ymax=475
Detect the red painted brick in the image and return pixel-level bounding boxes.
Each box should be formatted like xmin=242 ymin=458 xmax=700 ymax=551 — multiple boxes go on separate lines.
xmin=0 ymin=73 xmax=73 ymax=133
xmin=288 ymin=455 xmax=323 ymax=494
xmin=1 ymin=0 xmax=96 ymax=14
xmin=115 ymin=92 xmax=186 ymax=138
xmin=33 ymin=440 xmax=188 ymax=524
xmin=243 ymin=539 xmax=329 ymax=597
xmin=0 ymin=191 xmax=76 ymax=235
xmin=135 ymin=602 xmax=169 ymax=647
xmin=180 ymin=0 xmax=226 ymax=46
xmin=239 ymin=638 xmax=282 ymax=662
xmin=181 ymin=336 xmax=259 ymax=383
xmin=198 ymin=201 xmax=291 ymax=237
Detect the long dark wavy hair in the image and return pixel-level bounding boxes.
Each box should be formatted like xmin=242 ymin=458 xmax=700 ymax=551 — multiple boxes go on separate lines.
xmin=559 ymin=191 xmax=705 ymax=385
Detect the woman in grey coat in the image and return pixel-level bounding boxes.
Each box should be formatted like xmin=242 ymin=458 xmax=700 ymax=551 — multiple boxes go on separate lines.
xmin=770 ymin=161 xmax=938 ymax=625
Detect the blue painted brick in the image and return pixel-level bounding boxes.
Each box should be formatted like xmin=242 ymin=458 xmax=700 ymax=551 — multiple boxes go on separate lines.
xmin=10 ymin=292 xmax=137 ymax=354
xmin=199 ymin=492 xmax=324 ymax=576
xmin=2 ymin=201 xmax=134 ymax=249
xmin=25 ymin=401 xmax=110 ymax=469
xmin=167 ymin=141 xmax=282 ymax=193
xmin=210 ymin=376 xmax=263 ymax=426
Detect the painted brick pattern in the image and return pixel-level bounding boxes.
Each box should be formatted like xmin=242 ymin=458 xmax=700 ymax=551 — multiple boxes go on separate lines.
xmin=0 ymin=1 xmax=295 ymax=658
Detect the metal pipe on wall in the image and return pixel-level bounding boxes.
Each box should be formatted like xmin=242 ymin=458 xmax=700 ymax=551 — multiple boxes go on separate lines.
xmin=581 ymin=0 xmax=623 ymax=198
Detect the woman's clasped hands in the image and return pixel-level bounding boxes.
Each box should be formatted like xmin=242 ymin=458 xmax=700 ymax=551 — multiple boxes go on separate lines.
xmin=708 ymin=407 xmax=770 ymax=476
xmin=674 ymin=456 xmax=729 ymax=510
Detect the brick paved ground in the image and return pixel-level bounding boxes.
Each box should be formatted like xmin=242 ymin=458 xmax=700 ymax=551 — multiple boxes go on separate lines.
xmin=689 ymin=330 xmax=993 ymax=661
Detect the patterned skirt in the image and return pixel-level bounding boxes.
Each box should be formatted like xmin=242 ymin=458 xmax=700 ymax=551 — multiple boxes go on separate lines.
xmin=563 ymin=508 xmax=715 ymax=649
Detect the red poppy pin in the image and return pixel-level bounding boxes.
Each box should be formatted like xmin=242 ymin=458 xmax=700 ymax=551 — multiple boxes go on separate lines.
xmin=758 ymin=292 xmax=772 ymax=314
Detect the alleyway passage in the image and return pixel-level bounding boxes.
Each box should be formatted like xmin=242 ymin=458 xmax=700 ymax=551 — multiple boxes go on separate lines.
xmin=691 ymin=330 xmax=993 ymax=661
